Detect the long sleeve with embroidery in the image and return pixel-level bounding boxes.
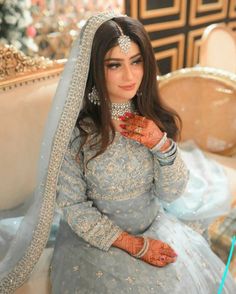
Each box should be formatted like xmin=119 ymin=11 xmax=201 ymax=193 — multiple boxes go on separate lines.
xmin=151 ymin=140 xmax=189 ymax=203
xmin=56 ymin=135 xmax=122 ymax=251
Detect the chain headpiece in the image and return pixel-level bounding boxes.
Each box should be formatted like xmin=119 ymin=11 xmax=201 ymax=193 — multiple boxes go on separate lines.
xmin=116 ymin=24 xmax=131 ymax=54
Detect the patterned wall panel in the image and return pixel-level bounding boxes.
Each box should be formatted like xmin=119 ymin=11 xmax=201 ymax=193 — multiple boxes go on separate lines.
xmin=229 ymin=0 xmax=236 ymax=18
xmin=125 ymin=0 xmax=236 ymax=74
xmin=140 ymin=0 xmax=187 ymax=31
xmin=189 ymin=0 xmax=228 ymax=25
xmin=151 ymin=34 xmax=185 ymax=72
xmin=228 ymin=21 xmax=236 ymax=32
xmin=228 ymin=1 xmax=236 ymax=32
xmin=186 ymin=27 xmax=205 ymax=67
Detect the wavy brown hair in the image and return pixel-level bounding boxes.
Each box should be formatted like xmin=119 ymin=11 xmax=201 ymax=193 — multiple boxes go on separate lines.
xmin=75 ymin=16 xmax=181 ymax=163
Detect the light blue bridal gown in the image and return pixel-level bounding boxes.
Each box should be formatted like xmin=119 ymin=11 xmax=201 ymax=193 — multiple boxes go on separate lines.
xmin=50 ymin=128 xmax=236 ymax=294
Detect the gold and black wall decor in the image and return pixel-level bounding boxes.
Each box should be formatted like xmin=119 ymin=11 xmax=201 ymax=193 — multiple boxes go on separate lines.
xmin=125 ymin=0 xmax=236 ymax=74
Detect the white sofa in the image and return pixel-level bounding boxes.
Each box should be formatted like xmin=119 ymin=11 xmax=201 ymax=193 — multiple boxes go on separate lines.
xmin=1 ymin=47 xmax=236 ymax=293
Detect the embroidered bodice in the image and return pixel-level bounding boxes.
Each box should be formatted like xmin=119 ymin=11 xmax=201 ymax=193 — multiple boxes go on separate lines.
xmin=56 ymin=128 xmax=189 ymax=251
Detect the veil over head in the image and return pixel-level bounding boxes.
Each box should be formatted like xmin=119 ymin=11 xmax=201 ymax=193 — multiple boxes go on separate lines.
xmin=0 ymin=10 xmax=124 ymax=293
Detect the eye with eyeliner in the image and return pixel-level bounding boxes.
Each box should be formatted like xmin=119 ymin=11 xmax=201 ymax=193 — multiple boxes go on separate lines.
xmin=132 ymin=57 xmax=143 ymax=64
xmin=105 ymin=57 xmax=143 ymax=69
xmin=106 ymin=63 xmax=121 ymax=69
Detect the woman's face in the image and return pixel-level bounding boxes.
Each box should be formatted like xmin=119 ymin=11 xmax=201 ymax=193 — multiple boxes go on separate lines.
xmin=104 ymin=41 xmax=144 ymax=103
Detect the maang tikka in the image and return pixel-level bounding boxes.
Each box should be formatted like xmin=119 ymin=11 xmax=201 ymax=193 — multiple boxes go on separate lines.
xmin=116 ymin=24 xmax=131 ymax=54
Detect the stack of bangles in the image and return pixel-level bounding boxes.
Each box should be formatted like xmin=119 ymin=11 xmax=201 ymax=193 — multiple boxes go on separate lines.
xmin=150 ymin=132 xmax=177 ymax=166
xmin=150 ymin=132 xmax=168 ymax=152
xmin=132 ymin=236 xmax=149 ymax=259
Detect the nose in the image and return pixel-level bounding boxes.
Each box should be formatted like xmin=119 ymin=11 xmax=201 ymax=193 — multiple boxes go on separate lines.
xmin=123 ymin=64 xmax=134 ymax=81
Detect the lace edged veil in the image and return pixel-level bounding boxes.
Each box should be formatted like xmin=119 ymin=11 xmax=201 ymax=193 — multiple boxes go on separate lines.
xmin=0 ymin=11 xmax=122 ymax=293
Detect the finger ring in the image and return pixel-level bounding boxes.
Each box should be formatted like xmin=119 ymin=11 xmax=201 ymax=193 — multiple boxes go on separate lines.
xmin=136 ymin=127 xmax=142 ymax=134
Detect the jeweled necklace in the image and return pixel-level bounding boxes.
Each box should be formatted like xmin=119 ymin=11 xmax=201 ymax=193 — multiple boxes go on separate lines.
xmin=111 ymin=100 xmax=136 ymax=120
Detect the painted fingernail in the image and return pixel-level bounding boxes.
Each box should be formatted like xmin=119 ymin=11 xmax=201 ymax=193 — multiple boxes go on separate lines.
xmin=120 ymin=124 xmax=126 ymax=129
xmin=121 ymin=132 xmax=128 ymax=136
xmin=124 ymin=112 xmax=133 ymax=117
xmin=119 ymin=116 xmax=126 ymax=121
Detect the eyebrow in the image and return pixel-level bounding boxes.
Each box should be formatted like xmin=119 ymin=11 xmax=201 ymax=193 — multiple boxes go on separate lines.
xmin=104 ymin=53 xmax=142 ymax=62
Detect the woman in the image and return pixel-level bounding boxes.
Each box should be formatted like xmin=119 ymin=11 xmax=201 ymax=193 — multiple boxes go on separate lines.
xmin=50 ymin=11 xmax=236 ymax=294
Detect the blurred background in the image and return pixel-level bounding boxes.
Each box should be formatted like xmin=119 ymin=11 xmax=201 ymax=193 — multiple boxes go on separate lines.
xmin=0 ymin=0 xmax=124 ymax=59
xmin=0 ymin=0 xmax=235 ymax=75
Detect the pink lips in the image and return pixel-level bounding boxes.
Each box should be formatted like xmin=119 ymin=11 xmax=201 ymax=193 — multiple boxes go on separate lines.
xmin=119 ymin=83 xmax=136 ymax=91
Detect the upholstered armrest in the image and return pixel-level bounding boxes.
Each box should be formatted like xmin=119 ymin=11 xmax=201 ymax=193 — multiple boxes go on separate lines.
xmin=0 ymin=45 xmax=65 ymax=210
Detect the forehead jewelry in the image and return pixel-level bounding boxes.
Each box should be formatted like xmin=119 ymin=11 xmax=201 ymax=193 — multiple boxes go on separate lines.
xmin=117 ymin=25 xmax=131 ymax=54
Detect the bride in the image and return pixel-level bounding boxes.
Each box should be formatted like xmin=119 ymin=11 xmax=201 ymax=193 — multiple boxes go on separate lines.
xmin=49 ymin=11 xmax=235 ymax=294
xmin=0 ymin=11 xmax=235 ymax=294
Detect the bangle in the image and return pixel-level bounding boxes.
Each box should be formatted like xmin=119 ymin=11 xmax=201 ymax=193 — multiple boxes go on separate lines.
xmin=132 ymin=236 xmax=149 ymax=258
xmin=151 ymin=132 xmax=167 ymax=152
xmin=156 ymin=140 xmax=177 ymax=158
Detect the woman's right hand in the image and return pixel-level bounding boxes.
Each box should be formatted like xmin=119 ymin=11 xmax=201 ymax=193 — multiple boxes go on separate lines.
xmin=113 ymin=232 xmax=177 ymax=267
xmin=140 ymin=238 xmax=177 ymax=267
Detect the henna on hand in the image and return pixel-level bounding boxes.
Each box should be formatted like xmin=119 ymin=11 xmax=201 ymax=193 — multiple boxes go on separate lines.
xmin=119 ymin=113 xmax=171 ymax=151
xmin=113 ymin=232 xmax=177 ymax=267
xmin=112 ymin=231 xmax=144 ymax=255
xmin=141 ymin=239 xmax=177 ymax=267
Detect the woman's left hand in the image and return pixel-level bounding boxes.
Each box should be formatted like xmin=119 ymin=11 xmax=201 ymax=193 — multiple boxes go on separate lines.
xmin=119 ymin=112 xmax=169 ymax=150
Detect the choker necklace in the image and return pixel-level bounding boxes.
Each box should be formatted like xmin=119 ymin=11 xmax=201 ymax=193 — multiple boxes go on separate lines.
xmin=111 ymin=100 xmax=136 ymax=120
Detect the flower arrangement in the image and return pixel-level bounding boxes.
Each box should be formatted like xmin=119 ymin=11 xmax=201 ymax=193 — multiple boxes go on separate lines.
xmin=0 ymin=0 xmax=38 ymax=54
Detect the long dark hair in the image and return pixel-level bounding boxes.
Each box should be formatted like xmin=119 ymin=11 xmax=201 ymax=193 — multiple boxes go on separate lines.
xmin=75 ymin=16 xmax=181 ymax=163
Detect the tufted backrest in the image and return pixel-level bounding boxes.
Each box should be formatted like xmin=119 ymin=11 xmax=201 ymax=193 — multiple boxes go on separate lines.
xmin=158 ymin=67 xmax=236 ymax=156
